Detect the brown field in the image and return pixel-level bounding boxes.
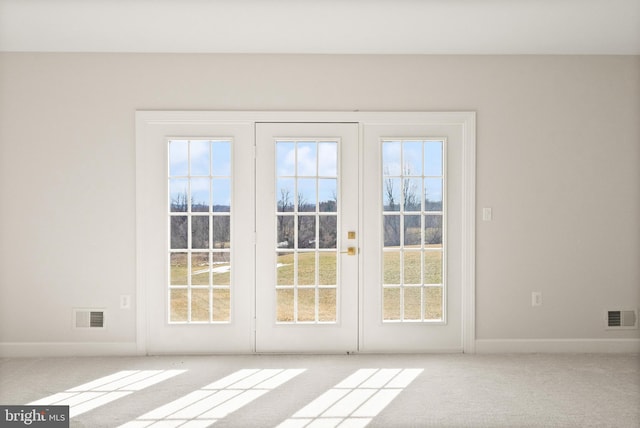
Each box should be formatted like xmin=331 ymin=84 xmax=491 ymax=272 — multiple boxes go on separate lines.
xmin=170 ymin=249 xmax=443 ymax=322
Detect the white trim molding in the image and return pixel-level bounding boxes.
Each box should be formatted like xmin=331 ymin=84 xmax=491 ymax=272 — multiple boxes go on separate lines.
xmin=0 ymin=342 xmax=141 ymax=358
xmin=476 ymin=339 xmax=640 ymax=354
xmin=136 ymin=111 xmax=477 ymax=355
xmin=461 ymin=113 xmax=476 ymax=354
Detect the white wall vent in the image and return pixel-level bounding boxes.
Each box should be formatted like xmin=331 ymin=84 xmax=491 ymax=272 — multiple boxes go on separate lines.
xmin=74 ymin=309 xmax=106 ymax=329
xmin=606 ymin=309 xmax=637 ymax=329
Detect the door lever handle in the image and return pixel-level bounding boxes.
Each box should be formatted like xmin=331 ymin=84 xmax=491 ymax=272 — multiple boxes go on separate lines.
xmin=340 ymin=247 xmax=357 ymax=256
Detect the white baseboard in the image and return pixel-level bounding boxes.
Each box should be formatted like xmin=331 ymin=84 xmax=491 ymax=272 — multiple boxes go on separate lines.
xmin=3 ymin=339 xmax=638 ymax=357
xmin=475 ymin=338 xmax=640 ymax=354
xmin=0 ymin=342 xmax=143 ymax=358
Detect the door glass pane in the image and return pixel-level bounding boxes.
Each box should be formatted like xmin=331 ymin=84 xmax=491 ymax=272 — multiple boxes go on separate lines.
xmin=297 ymin=142 xmax=317 ymax=176
xmin=404 ymin=287 xmax=422 ymax=320
xmin=404 ymin=178 xmax=422 ymax=211
xmin=277 ymin=288 xmax=294 ymax=322
xmin=318 ymin=142 xmax=337 ymax=176
xmin=318 ymin=179 xmax=337 ymax=212
xmin=318 ymin=288 xmax=337 ymax=322
xmin=403 ymin=251 xmax=421 ymax=284
xmin=191 ymin=288 xmax=210 ymax=322
xmin=424 ymin=215 xmax=443 ymax=246
xmin=298 ymin=178 xmax=317 ymax=212
xmin=275 ymin=140 xmax=340 ymax=324
xmin=277 ymin=252 xmax=294 ymax=285
xmin=319 ymin=252 xmax=337 ymax=285
xmin=212 ymin=178 xmax=230 ymax=212
xmin=403 ymin=141 xmax=423 ymax=175
xmin=383 ymin=251 xmax=400 ymax=284
xmin=382 ymin=141 xmax=401 ymax=176
xmin=424 ymin=286 xmax=443 ymax=320
xmin=383 ymin=178 xmax=401 ymax=211
xmin=424 ymin=250 xmax=443 ymax=284
xmin=212 ymin=216 xmax=230 ymax=249
xmin=424 ymin=141 xmax=443 ymax=176
xmin=169 ymin=179 xmax=188 ymax=212
xmin=383 ymin=287 xmax=400 ymax=321
xmin=212 ymin=141 xmax=231 ymax=176
xmin=191 ymin=178 xmax=210 ymax=212
xmin=169 ymin=140 xmax=188 ymax=176
xmin=276 ymin=143 xmax=296 ymax=176
xmin=191 ymin=216 xmax=209 ymax=249
xmin=382 ymin=139 xmax=445 ymax=322
xmin=190 ymin=140 xmax=210 ymax=176
xmin=213 ymin=288 xmax=230 ymax=322
xmin=298 ymin=288 xmax=316 ymax=322
xmin=170 ymin=289 xmax=188 ymax=322
xmin=212 ymin=252 xmax=230 ymax=286
xmin=297 ymin=253 xmax=316 ymax=286
xmin=404 ymin=215 xmax=421 ymax=246
xmin=298 ymin=216 xmax=316 ymax=249
xmin=318 ymin=216 xmax=337 ymax=249
xmin=383 ymin=215 xmax=400 ymax=246
xmin=170 ymin=216 xmax=188 ymax=249
xmin=424 ymin=178 xmax=443 ymax=212
xmin=170 ymin=253 xmax=188 ymax=285
xmin=191 ymin=253 xmax=210 ymax=286
xmin=277 ymin=178 xmax=295 ymax=212
xmin=168 ymin=139 xmax=232 ymax=323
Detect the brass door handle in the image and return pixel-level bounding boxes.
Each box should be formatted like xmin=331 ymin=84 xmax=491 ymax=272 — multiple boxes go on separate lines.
xmin=341 ymin=247 xmax=357 ymax=256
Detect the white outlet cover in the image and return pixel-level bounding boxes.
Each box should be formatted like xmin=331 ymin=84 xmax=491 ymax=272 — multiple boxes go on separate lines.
xmin=120 ymin=295 xmax=131 ymax=309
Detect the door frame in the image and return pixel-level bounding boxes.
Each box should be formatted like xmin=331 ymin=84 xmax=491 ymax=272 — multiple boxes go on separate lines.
xmin=136 ymin=111 xmax=476 ymax=354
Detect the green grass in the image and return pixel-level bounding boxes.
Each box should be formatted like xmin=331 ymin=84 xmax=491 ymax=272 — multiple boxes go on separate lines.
xmin=170 ymin=248 xmax=443 ymax=322
xmin=170 ymin=253 xmax=230 ymax=286
xmin=170 ymin=288 xmax=230 ymax=322
xmin=277 ymin=252 xmax=337 ymax=286
xmin=383 ymin=246 xmax=443 ymax=285
xmin=383 ymin=286 xmax=443 ymax=321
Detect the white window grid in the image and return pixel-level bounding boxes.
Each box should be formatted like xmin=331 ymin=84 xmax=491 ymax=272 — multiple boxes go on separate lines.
xmin=274 ymin=139 xmax=341 ymax=324
xmin=168 ymin=139 xmax=232 ymax=324
xmin=381 ymin=138 xmax=447 ymax=323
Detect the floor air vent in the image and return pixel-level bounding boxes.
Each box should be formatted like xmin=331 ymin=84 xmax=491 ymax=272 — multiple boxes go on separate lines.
xmin=74 ymin=309 xmax=106 ymax=329
xmin=607 ymin=309 xmax=637 ymax=329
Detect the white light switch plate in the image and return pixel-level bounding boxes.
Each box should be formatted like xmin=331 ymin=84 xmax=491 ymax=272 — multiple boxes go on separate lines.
xmin=482 ymin=207 xmax=492 ymax=221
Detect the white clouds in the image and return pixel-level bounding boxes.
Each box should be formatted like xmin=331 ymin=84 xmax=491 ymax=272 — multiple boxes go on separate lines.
xmin=277 ymin=141 xmax=337 ymax=177
xmin=297 ymin=143 xmax=317 ymax=176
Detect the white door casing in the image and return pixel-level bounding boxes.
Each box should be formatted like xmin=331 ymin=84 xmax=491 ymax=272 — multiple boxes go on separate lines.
xmin=135 ymin=111 xmax=475 ymax=354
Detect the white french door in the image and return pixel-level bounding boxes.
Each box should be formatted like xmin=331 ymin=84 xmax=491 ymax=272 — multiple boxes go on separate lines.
xmin=255 ymin=123 xmax=359 ymax=352
xmin=138 ymin=120 xmax=255 ymax=354
xmin=361 ymin=122 xmax=469 ymax=352
xmin=136 ymin=111 xmax=475 ymax=355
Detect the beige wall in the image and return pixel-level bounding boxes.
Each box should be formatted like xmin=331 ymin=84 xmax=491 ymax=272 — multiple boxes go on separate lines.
xmin=0 ymin=54 xmax=638 ymax=349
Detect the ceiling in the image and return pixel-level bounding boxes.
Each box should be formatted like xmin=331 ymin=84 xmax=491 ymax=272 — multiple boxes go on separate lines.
xmin=1 ymin=0 xmax=639 ymax=54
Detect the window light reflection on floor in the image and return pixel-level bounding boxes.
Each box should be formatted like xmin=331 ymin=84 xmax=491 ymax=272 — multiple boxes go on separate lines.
xmin=120 ymin=368 xmax=306 ymax=428
xmin=28 ymin=370 xmax=186 ymax=418
xmin=277 ymin=368 xmax=423 ymax=428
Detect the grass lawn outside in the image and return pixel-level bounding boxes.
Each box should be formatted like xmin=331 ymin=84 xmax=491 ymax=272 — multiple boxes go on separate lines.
xmin=169 ymin=247 xmax=443 ymax=323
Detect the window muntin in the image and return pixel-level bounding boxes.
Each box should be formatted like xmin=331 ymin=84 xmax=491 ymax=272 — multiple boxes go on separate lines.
xmin=382 ymin=139 xmax=445 ymax=322
xmin=168 ymin=139 xmax=232 ymax=323
xmin=275 ymin=140 xmax=339 ymax=323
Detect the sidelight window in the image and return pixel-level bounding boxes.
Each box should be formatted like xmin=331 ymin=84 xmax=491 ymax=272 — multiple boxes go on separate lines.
xmin=168 ymin=139 xmax=232 ymax=323
xmin=382 ymin=139 xmax=445 ymax=322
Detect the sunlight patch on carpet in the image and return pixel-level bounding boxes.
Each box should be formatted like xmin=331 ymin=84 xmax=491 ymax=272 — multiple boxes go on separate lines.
xmin=277 ymin=368 xmax=423 ymax=428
